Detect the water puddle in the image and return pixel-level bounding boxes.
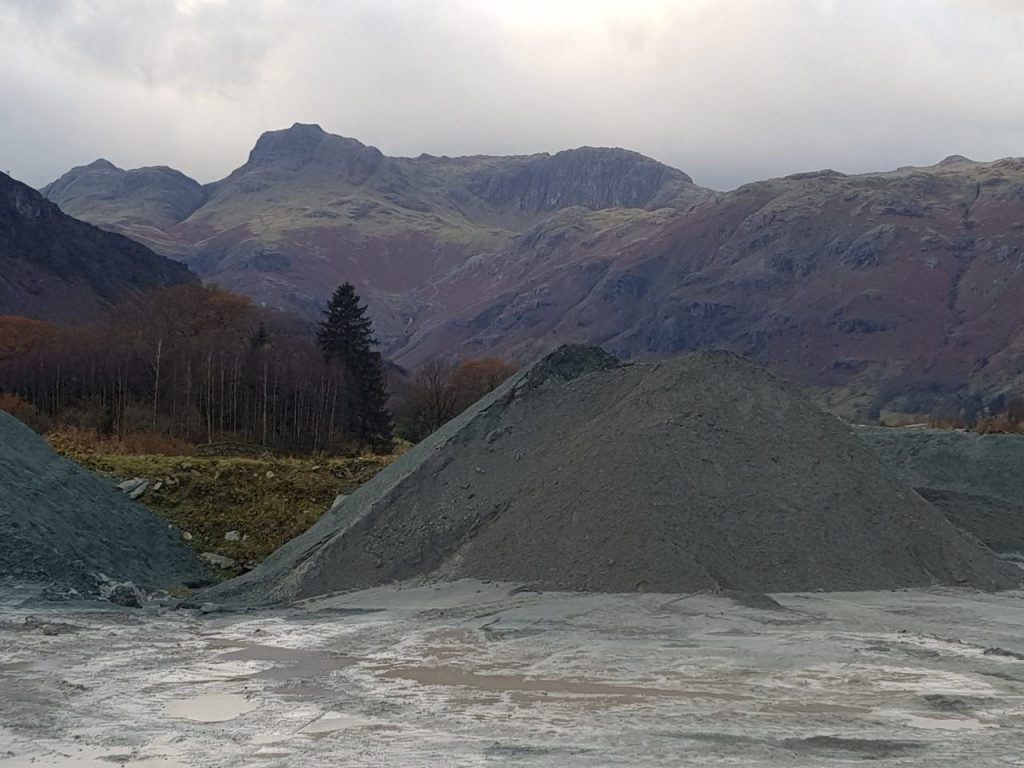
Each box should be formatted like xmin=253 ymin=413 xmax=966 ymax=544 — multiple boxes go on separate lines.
xmin=767 ymin=701 xmax=872 ymax=715
xmin=896 ymin=712 xmax=993 ymax=731
xmin=300 ymin=712 xmax=368 ymax=735
xmin=165 ymin=693 xmax=257 ymax=722
xmin=380 ymin=665 xmax=751 ymax=700
xmin=217 ymin=644 xmax=356 ymax=681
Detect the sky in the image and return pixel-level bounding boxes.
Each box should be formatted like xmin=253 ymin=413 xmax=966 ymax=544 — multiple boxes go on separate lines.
xmin=2 ymin=0 xmax=1023 ymax=191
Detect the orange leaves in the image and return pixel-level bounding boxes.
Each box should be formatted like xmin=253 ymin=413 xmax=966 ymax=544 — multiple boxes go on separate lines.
xmin=0 ymin=315 xmax=61 ymax=361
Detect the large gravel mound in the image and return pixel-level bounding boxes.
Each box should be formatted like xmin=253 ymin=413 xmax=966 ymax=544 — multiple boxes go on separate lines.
xmin=0 ymin=412 xmax=209 ymax=595
xmin=208 ymin=347 xmax=1019 ymax=604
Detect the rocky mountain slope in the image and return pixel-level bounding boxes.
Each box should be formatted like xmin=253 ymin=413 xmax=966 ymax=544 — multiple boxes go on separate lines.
xmin=43 ymin=123 xmax=708 ymax=330
xmin=43 ymin=127 xmax=1024 ymax=410
xmin=1 ymin=172 xmax=196 ymax=323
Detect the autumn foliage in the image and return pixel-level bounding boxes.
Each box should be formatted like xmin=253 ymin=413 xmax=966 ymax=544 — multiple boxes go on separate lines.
xmin=0 ymin=285 xmax=372 ymax=452
xmin=392 ymin=357 xmax=517 ymax=441
xmin=1 ymin=286 xmax=519 ymax=452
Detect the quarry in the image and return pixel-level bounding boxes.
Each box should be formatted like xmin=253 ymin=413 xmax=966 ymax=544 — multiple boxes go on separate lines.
xmin=1 ymin=347 xmax=1023 ymax=766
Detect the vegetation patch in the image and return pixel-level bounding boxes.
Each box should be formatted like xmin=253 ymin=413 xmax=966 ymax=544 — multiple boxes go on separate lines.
xmin=52 ymin=437 xmax=396 ymax=571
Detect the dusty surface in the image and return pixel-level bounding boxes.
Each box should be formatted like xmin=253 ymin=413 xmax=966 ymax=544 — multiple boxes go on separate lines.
xmin=3 ymin=581 xmax=1024 ymax=767
xmin=208 ymin=348 xmax=1018 ymax=604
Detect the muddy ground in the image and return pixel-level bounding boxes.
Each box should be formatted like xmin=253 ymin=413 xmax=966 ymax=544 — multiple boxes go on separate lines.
xmin=2 ymin=582 xmax=1024 ymax=767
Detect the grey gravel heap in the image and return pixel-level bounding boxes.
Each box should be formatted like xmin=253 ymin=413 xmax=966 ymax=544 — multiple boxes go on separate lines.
xmin=0 ymin=412 xmax=209 ymax=597
xmin=208 ymin=347 xmax=1019 ymax=604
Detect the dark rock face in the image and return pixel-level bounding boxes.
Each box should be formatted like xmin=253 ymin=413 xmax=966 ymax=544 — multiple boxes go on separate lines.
xmin=240 ymin=123 xmax=386 ymax=181
xmin=0 ymin=172 xmax=197 ymax=323
xmin=465 ymin=147 xmax=692 ymax=213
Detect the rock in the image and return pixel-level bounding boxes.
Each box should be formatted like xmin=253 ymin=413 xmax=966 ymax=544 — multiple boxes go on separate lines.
xmin=152 ymin=481 xmax=163 ymax=492
xmin=224 ymin=530 xmax=241 ymax=542
xmin=201 ymin=552 xmax=237 ymax=570
xmin=199 ymin=602 xmax=224 ymax=614
xmin=265 ymin=470 xmax=275 ymax=479
xmin=182 ymin=531 xmax=193 ymax=541
xmin=106 ymin=582 xmax=144 ymax=608
xmin=116 ymin=478 xmax=147 ymax=497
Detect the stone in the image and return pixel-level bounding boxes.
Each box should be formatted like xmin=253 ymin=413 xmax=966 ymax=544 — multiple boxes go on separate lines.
xmin=201 ymin=552 xmax=237 ymax=570
xmin=224 ymin=530 xmax=241 ymax=542
xmin=116 ymin=478 xmax=147 ymax=497
xmin=106 ymin=582 xmax=144 ymax=608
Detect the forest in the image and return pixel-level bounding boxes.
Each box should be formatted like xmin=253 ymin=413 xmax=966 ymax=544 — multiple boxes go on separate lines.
xmin=0 ymin=284 xmax=515 ymax=453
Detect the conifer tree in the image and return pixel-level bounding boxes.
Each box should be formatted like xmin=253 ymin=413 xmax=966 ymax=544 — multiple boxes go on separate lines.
xmin=317 ymin=283 xmax=392 ymax=450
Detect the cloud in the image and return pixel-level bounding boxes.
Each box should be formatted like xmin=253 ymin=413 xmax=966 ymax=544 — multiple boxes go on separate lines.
xmin=1 ymin=0 xmax=1022 ymax=190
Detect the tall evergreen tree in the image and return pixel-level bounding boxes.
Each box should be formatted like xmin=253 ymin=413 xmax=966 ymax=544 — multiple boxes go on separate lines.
xmin=317 ymin=283 xmax=392 ymax=450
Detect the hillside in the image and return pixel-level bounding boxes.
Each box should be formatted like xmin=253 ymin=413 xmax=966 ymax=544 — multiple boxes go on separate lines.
xmin=407 ymin=156 xmax=1024 ymax=411
xmin=43 ymin=129 xmax=1024 ymax=411
xmin=43 ymin=123 xmax=709 ymax=330
xmin=0 ymin=171 xmax=196 ymax=323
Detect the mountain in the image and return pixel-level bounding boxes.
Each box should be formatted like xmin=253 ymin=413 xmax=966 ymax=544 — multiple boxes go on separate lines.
xmin=0 ymin=171 xmax=197 ymax=323
xmin=404 ymin=156 xmax=1024 ymax=414
xmin=44 ymin=123 xmax=708 ymax=330
xmin=43 ymin=127 xmax=1024 ymax=413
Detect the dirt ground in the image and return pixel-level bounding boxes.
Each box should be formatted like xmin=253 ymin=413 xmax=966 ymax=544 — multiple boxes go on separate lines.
xmin=2 ymin=582 xmax=1024 ymax=767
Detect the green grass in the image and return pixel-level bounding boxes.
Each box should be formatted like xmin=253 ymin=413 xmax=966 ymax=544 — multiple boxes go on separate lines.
xmin=57 ymin=449 xmax=395 ymax=569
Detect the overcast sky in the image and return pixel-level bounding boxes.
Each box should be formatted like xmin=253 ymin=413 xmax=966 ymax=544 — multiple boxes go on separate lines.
xmin=2 ymin=0 xmax=1023 ymax=191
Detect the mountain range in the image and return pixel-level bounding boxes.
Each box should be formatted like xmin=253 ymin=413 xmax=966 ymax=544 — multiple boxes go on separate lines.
xmin=0 ymin=171 xmax=195 ymax=323
xmin=41 ymin=124 xmax=1024 ymax=414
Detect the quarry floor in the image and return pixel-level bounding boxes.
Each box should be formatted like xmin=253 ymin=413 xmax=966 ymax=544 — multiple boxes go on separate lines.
xmin=2 ymin=582 xmax=1024 ymax=767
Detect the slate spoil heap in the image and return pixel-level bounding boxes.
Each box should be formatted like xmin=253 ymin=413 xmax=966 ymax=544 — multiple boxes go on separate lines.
xmin=0 ymin=412 xmax=209 ymax=598
xmin=209 ymin=346 xmax=1019 ymax=604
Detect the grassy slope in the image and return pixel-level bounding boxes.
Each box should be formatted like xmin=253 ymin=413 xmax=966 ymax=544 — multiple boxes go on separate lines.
xmin=53 ymin=446 xmax=395 ymax=570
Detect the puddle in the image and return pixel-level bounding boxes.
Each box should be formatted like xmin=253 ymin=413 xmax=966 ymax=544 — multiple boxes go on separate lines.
xmin=217 ymin=644 xmax=356 ymax=681
xmin=300 ymin=711 xmax=373 ymax=735
xmin=165 ymin=693 xmax=257 ymax=722
xmin=379 ymin=665 xmax=751 ymax=700
xmin=0 ymin=661 xmax=33 ymax=671
xmin=766 ymin=701 xmax=872 ymax=715
xmin=896 ymin=712 xmax=993 ymax=731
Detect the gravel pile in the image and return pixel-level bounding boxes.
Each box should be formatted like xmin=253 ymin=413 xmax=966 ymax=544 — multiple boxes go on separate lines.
xmin=858 ymin=426 xmax=1024 ymax=557
xmin=0 ymin=412 xmax=210 ymax=597
xmin=208 ymin=347 xmax=1019 ymax=604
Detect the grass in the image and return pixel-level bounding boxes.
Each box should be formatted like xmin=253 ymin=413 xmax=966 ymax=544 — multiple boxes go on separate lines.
xmin=51 ymin=437 xmax=397 ymax=570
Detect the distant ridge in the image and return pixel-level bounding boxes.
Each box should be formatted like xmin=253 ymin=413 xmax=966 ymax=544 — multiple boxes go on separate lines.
xmin=1 ymin=171 xmax=197 ymax=323
xmin=41 ymin=128 xmax=1024 ymax=415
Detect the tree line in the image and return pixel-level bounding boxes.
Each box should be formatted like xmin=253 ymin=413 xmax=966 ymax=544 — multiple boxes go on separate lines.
xmin=0 ymin=282 xmax=515 ymax=452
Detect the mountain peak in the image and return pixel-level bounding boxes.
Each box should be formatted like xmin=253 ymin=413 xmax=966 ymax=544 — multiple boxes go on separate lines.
xmin=86 ymin=158 xmax=119 ymax=171
xmin=938 ymin=154 xmax=974 ymax=167
xmin=241 ymin=125 xmax=384 ymax=180
xmin=287 ymin=122 xmax=325 ymax=134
